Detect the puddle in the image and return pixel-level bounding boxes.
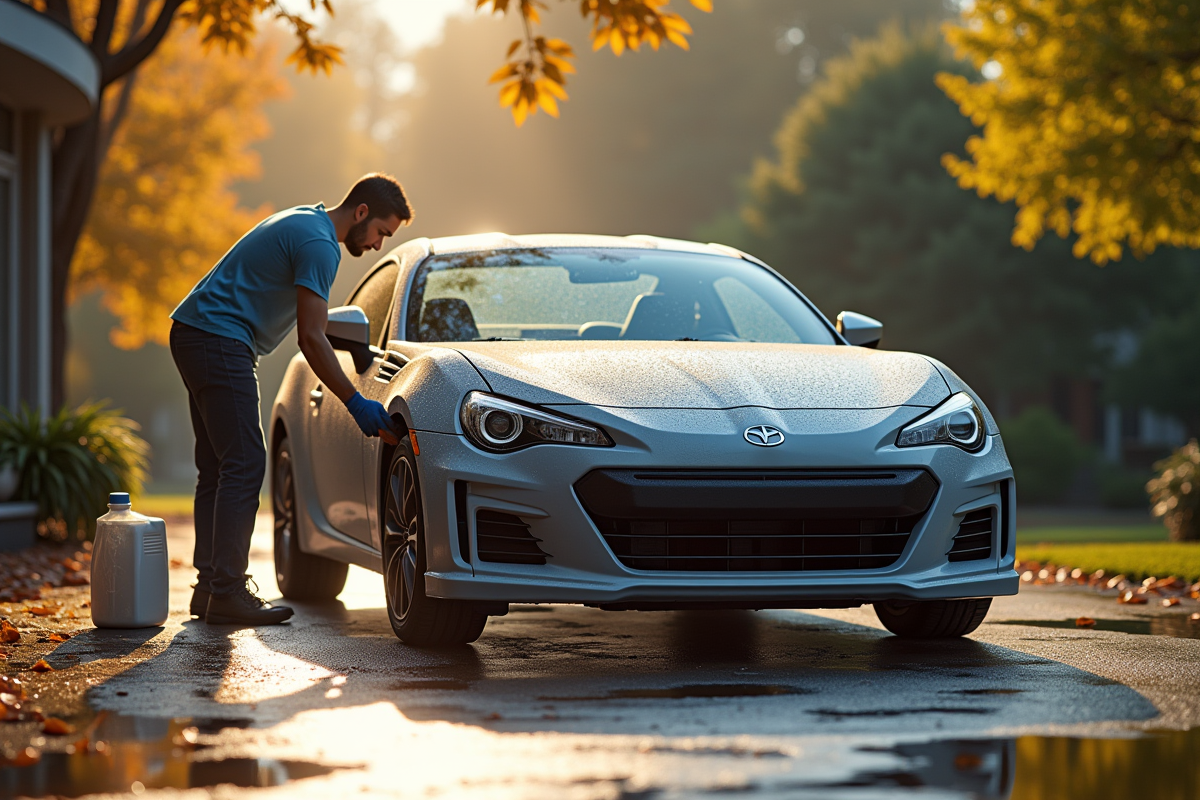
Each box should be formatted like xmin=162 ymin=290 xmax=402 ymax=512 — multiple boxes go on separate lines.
xmin=811 ymin=707 xmax=992 ymax=718
xmin=824 ymin=728 xmax=1200 ymax=799
xmin=997 ymin=616 xmax=1200 ymax=639
xmin=0 ymin=713 xmax=351 ymax=798
xmin=541 ymin=683 xmax=810 ymax=701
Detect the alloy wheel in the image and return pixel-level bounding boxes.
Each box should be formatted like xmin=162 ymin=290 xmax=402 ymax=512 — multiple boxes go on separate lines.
xmin=273 ymin=447 xmax=294 ymax=585
xmin=384 ymin=453 xmax=420 ymax=623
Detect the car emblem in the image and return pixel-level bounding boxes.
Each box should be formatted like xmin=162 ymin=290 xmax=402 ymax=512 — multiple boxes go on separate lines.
xmin=744 ymin=425 xmax=785 ymax=447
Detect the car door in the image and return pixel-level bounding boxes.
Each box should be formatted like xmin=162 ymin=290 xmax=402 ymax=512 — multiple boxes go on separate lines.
xmin=306 ymin=260 xmax=400 ymax=545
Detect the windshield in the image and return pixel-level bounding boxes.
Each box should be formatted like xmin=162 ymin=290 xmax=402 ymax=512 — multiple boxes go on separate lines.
xmin=405 ymin=248 xmax=837 ymax=345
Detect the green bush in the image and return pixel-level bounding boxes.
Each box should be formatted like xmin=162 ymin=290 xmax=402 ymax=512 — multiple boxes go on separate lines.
xmin=1097 ymin=464 xmax=1152 ymax=509
xmin=999 ymin=407 xmax=1089 ymax=504
xmin=0 ymin=402 xmax=149 ymax=541
xmin=1147 ymin=440 xmax=1200 ymax=541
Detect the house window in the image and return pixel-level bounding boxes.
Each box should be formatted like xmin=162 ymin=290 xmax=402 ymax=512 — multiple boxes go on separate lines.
xmin=0 ymin=104 xmax=12 ymax=154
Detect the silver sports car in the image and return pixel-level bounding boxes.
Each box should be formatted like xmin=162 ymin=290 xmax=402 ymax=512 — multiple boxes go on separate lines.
xmin=269 ymin=233 xmax=1018 ymax=645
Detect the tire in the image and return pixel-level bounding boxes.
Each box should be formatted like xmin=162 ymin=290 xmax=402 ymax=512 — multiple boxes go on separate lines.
xmin=383 ymin=436 xmax=488 ymax=646
xmin=272 ymin=438 xmax=349 ymax=601
xmin=873 ymin=598 xmax=992 ymax=639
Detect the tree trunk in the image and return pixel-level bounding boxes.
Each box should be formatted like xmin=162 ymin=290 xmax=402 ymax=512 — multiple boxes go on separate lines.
xmin=49 ymin=110 xmax=104 ymax=409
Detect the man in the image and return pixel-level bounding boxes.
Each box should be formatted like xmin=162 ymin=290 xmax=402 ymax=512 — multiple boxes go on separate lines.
xmin=170 ymin=173 xmax=410 ymax=625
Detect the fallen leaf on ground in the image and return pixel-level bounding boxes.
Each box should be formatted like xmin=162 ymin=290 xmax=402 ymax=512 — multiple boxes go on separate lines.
xmin=1162 ymin=597 xmax=1181 ymax=607
xmin=47 ymin=632 xmax=70 ymax=643
xmin=0 ymin=620 xmax=19 ymax=643
xmin=42 ymin=718 xmax=73 ymax=735
xmin=29 ymin=659 xmax=54 ymax=672
xmin=0 ymin=747 xmax=39 ymax=766
xmin=1191 ymin=613 xmax=1200 ymax=622
xmin=1075 ymin=617 xmax=1096 ymax=627
xmin=1118 ymin=590 xmax=1148 ymax=605
xmin=27 ymin=606 xmax=57 ymax=617
xmin=0 ymin=675 xmax=24 ymax=696
xmin=62 ymin=573 xmax=89 ymax=586
xmin=61 ymin=559 xmax=82 ymax=572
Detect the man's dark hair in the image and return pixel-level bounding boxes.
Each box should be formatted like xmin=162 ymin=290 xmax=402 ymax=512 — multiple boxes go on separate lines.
xmin=342 ymin=173 xmax=413 ymax=224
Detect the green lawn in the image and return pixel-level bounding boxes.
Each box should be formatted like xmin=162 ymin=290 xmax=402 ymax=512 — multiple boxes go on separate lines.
xmin=1016 ymin=525 xmax=1167 ymax=544
xmin=1015 ymin=541 xmax=1200 ymax=582
xmin=134 ymin=494 xmax=195 ymax=518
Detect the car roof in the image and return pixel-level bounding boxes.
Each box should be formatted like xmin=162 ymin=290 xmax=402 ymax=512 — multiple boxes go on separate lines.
xmin=424 ymin=232 xmax=743 ymax=259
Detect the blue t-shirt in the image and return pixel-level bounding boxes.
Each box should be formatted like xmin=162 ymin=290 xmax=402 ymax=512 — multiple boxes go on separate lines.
xmin=171 ymin=204 xmax=341 ymax=356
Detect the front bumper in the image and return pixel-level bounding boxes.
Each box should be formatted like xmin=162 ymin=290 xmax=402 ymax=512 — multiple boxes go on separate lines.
xmin=414 ymin=404 xmax=1018 ymax=608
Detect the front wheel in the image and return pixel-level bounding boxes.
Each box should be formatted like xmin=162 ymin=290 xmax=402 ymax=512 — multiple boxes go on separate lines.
xmin=273 ymin=438 xmax=348 ymax=600
xmin=383 ymin=436 xmax=488 ymax=646
xmin=873 ymin=598 xmax=992 ymax=638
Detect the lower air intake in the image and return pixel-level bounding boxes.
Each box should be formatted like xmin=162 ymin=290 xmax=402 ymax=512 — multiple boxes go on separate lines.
xmin=594 ymin=516 xmax=920 ymax=572
xmin=476 ymin=510 xmax=549 ymax=565
xmin=948 ymin=509 xmax=994 ymax=562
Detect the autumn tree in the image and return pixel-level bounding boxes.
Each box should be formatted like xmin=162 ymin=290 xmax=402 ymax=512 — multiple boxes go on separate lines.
xmin=72 ymin=27 xmax=285 ymax=349
xmin=21 ymin=0 xmax=714 ymax=407
xmin=937 ymin=0 xmax=1200 ymax=264
xmin=721 ymin=25 xmax=1200 ymax=405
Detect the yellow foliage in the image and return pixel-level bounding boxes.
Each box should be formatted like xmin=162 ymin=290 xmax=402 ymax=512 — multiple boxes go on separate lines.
xmin=70 ymin=28 xmax=286 ymax=349
xmin=940 ymin=0 xmax=1200 ymax=263
xmin=477 ymin=0 xmax=711 ymax=125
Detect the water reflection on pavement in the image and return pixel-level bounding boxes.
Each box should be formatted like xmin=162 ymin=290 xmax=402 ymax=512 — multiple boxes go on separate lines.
xmin=2 ymin=518 xmax=1198 ymax=798
xmin=3 ymin=710 xmax=1198 ymax=799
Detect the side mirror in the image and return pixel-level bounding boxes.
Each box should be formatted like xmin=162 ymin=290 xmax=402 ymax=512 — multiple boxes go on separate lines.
xmin=836 ymin=311 xmax=883 ymax=349
xmin=326 ymin=306 xmax=373 ymax=372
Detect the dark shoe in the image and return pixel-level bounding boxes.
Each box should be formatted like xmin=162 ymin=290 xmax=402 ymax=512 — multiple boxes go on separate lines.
xmin=205 ymin=580 xmax=293 ymax=625
xmin=189 ymin=586 xmax=211 ymax=618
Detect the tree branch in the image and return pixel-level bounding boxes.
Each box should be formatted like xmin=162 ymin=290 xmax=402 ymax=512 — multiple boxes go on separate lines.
xmin=91 ymin=0 xmax=120 ymax=55
xmin=43 ymin=0 xmax=74 ymax=30
xmin=102 ymin=0 xmax=186 ymax=87
xmin=99 ymin=74 xmax=138 ymax=160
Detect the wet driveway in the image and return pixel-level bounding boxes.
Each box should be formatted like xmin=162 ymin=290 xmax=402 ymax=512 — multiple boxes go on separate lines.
xmin=2 ymin=516 xmax=1199 ymax=798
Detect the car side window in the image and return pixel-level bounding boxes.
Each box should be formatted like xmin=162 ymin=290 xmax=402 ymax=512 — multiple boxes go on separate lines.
xmin=349 ymin=261 xmax=399 ymax=347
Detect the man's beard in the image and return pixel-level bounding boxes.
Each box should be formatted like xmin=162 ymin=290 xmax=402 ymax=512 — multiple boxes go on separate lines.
xmin=345 ymin=218 xmax=370 ymax=257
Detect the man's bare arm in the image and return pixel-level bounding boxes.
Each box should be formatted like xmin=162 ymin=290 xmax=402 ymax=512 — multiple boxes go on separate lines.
xmin=296 ymin=286 xmax=356 ymax=403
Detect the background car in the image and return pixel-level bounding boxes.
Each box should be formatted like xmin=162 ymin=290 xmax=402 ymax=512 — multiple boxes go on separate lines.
xmin=269 ymin=233 xmax=1018 ymax=645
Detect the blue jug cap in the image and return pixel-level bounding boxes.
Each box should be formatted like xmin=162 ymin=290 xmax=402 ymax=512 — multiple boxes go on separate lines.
xmin=109 ymin=492 xmax=131 ymax=505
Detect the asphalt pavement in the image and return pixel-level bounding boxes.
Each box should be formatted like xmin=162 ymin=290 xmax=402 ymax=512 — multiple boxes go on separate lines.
xmin=3 ymin=514 xmax=1200 ymax=799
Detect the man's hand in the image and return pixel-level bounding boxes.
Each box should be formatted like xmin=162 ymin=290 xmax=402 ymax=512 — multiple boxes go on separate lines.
xmin=345 ymin=392 xmax=399 ymax=443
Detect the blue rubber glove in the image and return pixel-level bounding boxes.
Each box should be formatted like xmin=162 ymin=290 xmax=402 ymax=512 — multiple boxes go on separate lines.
xmin=344 ymin=392 xmax=397 ymax=442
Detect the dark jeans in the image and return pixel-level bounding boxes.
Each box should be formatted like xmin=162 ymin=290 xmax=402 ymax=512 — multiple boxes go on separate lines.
xmin=169 ymin=321 xmax=265 ymax=596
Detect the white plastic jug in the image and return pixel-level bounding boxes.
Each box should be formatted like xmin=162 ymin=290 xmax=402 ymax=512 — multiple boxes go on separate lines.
xmin=91 ymin=492 xmax=169 ymax=628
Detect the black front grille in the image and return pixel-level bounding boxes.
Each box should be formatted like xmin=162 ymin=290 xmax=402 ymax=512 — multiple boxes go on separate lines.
xmin=577 ymin=468 xmax=936 ymax=573
xmin=476 ymin=510 xmax=549 ymax=565
xmin=594 ymin=516 xmax=922 ymax=572
xmin=948 ymin=509 xmax=994 ymax=562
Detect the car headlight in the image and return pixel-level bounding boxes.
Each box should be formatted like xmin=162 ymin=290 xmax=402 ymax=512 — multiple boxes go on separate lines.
xmin=896 ymin=392 xmax=985 ymax=451
xmin=460 ymin=392 xmax=614 ymax=452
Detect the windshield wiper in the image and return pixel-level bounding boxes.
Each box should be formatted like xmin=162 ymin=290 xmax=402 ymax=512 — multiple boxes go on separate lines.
xmin=471 ymin=336 xmax=527 ymax=342
xmin=674 ymin=337 xmax=699 ymax=342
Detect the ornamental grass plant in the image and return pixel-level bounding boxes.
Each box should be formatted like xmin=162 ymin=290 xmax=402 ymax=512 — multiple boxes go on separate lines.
xmin=1147 ymin=440 xmax=1200 ymax=542
xmin=0 ymin=403 xmax=149 ymax=541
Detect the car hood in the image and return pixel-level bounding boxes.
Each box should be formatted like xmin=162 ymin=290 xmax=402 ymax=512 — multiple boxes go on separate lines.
xmin=452 ymin=342 xmax=950 ymax=409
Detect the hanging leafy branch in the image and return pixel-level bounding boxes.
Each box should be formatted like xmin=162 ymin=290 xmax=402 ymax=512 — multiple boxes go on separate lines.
xmin=478 ymin=0 xmax=712 ymax=125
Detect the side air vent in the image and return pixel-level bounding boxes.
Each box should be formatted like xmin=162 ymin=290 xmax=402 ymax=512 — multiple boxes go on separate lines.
xmin=948 ymin=508 xmax=994 ymax=562
xmin=476 ymin=510 xmax=549 ymax=565
xmin=375 ymin=351 xmax=408 ymax=383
